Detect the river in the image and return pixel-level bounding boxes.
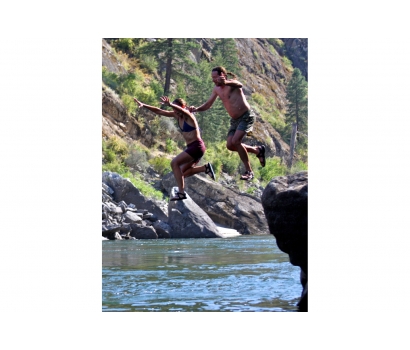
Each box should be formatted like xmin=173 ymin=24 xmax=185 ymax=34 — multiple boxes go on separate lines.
xmin=102 ymin=235 xmax=302 ymax=312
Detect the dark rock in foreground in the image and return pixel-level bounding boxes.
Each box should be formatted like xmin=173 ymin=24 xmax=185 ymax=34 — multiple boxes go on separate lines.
xmin=261 ymin=171 xmax=308 ymax=311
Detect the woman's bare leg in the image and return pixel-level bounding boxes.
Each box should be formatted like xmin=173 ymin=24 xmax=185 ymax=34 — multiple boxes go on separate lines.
xmin=170 ymin=152 xmax=195 ymax=193
xmin=182 ymin=161 xmax=206 ymax=178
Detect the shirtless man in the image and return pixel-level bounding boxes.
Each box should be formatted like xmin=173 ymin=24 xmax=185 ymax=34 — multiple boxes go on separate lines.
xmin=134 ymin=96 xmax=215 ymax=201
xmin=190 ymin=66 xmax=266 ymax=181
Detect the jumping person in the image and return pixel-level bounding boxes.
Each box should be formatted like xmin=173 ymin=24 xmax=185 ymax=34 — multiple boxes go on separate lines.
xmin=133 ymin=96 xmax=215 ymax=201
xmin=189 ymin=66 xmax=266 ymax=181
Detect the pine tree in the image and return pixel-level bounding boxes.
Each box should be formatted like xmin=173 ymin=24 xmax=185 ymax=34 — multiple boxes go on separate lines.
xmin=285 ymin=68 xmax=308 ymax=161
xmin=137 ymin=38 xmax=200 ymax=96
xmin=211 ymin=38 xmax=240 ymax=75
xmin=186 ymin=60 xmax=230 ymax=144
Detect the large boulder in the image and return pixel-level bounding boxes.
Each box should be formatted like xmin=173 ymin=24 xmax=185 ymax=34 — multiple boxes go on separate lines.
xmin=102 ymin=171 xmax=168 ymax=222
xmin=168 ymin=188 xmax=225 ymax=238
xmin=152 ymin=220 xmax=172 ymax=239
xmin=261 ymin=171 xmax=308 ymax=311
xmin=129 ymin=224 xmax=158 ymax=239
xmin=162 ymin=172 xmax=269 ymax=235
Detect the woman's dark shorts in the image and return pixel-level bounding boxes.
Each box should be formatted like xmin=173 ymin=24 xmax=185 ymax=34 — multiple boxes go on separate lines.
xmin=184 ymin=139 xmax=206 ymax=162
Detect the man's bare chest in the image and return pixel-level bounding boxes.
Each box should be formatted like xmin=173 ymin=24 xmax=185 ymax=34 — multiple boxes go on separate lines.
xmin=216 ymin=86 xmax=237 ymax=101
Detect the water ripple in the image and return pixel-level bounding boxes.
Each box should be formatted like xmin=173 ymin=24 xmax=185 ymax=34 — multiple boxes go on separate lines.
xmin=103 ymin=235 xmax=302 ymax=312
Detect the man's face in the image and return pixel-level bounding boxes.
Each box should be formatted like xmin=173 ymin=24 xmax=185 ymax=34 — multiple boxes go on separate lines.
xmin=212 ymin=71 xmax=225 ymax=86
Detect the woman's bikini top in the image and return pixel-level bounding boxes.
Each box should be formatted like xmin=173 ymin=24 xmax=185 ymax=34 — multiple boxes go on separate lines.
xmin=179 ymin=120 xmax=197 ymax=133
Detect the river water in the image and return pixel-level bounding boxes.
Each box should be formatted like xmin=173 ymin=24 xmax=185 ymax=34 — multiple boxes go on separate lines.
xmin=102 ymin=235 xmax=302 ymax=312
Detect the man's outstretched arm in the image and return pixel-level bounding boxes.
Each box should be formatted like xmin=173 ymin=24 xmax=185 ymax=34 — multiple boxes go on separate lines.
xmin=191 ymin=90 xmax=218 ymax=113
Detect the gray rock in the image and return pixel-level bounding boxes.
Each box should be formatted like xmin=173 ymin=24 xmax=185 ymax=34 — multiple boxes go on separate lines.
xmin=152 ymin=220 xmax=171 ymax=239
xmin=120 ymin=224 xmax=131 ymax=234
xmin=145 ymin=213 xmax=158 ymax=222
xmin=162 ymin=173 xmax=269 ymax=235
xmin=103 ymin=171 xmax=168 ymax=221
xmin=129 ymin=224 xmax=158 ymax=239
xmin=123 ymin=211 xmax=143 ymax=224
xmin=102 ymin=182 xmax=114 ymax=195
xmin=168 ymin=188 xmax=224 ymax=238
xmin=142 ymin=220 xmax=152 ymax=226
xmin=102 ymin=224 xmax=121 ymax=235
xmin=114 ymin=232 xmax=122 ymax=240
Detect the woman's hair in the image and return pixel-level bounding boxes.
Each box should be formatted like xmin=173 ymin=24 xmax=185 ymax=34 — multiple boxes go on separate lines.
xmin=172 ymin=98 xmax=186 ymax=107
xmin=212 ymin=66 xmax=237 ymax=79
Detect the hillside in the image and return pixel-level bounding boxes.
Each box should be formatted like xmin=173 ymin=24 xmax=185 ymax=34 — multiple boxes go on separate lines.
xmin=101 ymin=38 xmax=308 ymax=196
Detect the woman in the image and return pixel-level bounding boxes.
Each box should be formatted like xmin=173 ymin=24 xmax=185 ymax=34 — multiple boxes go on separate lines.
xmin=133 ymin=96 xmax=215 ymax=201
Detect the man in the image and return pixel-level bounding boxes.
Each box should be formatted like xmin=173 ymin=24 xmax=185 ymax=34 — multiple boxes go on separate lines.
xmin=190 ymin=66 xmax=265 ymax=181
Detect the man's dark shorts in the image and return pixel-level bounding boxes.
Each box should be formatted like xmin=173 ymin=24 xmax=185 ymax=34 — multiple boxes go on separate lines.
xmin=184 ymin=139 xmax=206 ymax=162
xmin=227 ymin=109 xmax=255 ymax=137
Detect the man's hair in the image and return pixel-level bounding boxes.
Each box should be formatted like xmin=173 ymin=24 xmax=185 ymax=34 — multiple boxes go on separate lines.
xmin=172 ymin=98 xmax=186 ymax=107
xmin=212 ymin=66 xmax=236 ymax=79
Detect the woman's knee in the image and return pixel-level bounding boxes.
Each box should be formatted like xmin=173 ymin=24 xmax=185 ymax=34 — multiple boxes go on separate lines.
xmin=171 ymin=158 xmax=179 ymax=169
xmin=226 ymin=141 xmax=236 ymax=151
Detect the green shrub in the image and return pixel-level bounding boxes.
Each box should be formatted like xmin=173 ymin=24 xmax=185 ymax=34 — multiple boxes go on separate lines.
xmin=273 ymin=38 xmax=284 ymax=48
xmin=104 ymin=149 xmax=116 ymax=163
xmin=120 ymin=170 xmax=163 ymax=200
xmin=149 ymin=79 xmax=163 ymax=99
xmin=134 ymin=85 xmax=157 ymax=106
xmin=121 ymin=94 xmax=137 ymax=115
xmin=252 ymin=92 xmax=267 ymax=107
xmin=102 ymin=158 xmax=128 ymax=174
xmin=115 ymin=38 xmax=136 ymax=55
xmin=259 ymin=157 xmax=288 ymax=184
xmin=102 ymin=68 xmax=157 ymax=115
xmin=290 ymin=160 xmax=308 ymax=173
xmin=221 ymin=154 xmax=241 ymax=175
xmin=125 ymin=147 xmax=150 ymax=171
xmin=106 ymin=135 xmax=129 ymax=159
xmin=149 ymin=157 xmax=172 ymax=175
xmin=160 ymin=116 xmax=178 ymax=135
xmin=165 ymin=138 xmax=178 ymax=154
xmin=103 ymin=164 xmax=163 ymax=200
xmin=149 ymin=117 xmax=160 ymax=136
xmin=102 ymin=67 xmax=120 ymax=91
xmin=140 ymin=55 xmax=158 ymax=74
xmin=203 ymin=141 xmax=244 ymax=177
xmin=282 ymin=56 xmax=293 ymax=69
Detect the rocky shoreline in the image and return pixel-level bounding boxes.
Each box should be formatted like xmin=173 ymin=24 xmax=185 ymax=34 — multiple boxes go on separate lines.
xmin=102 ymin=170 xmax=308 ymax=311
xmin=102 ymin=170 xmax=269 ymax=240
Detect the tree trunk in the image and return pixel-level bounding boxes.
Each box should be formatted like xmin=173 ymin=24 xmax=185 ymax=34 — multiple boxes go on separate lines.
xmin=161 ymin=39 xmax=173 ymax=110
xmin=288 ymin=122 xmax=298 ymax=168
xmin=164 ymin=39 xmax=173 ymax=95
